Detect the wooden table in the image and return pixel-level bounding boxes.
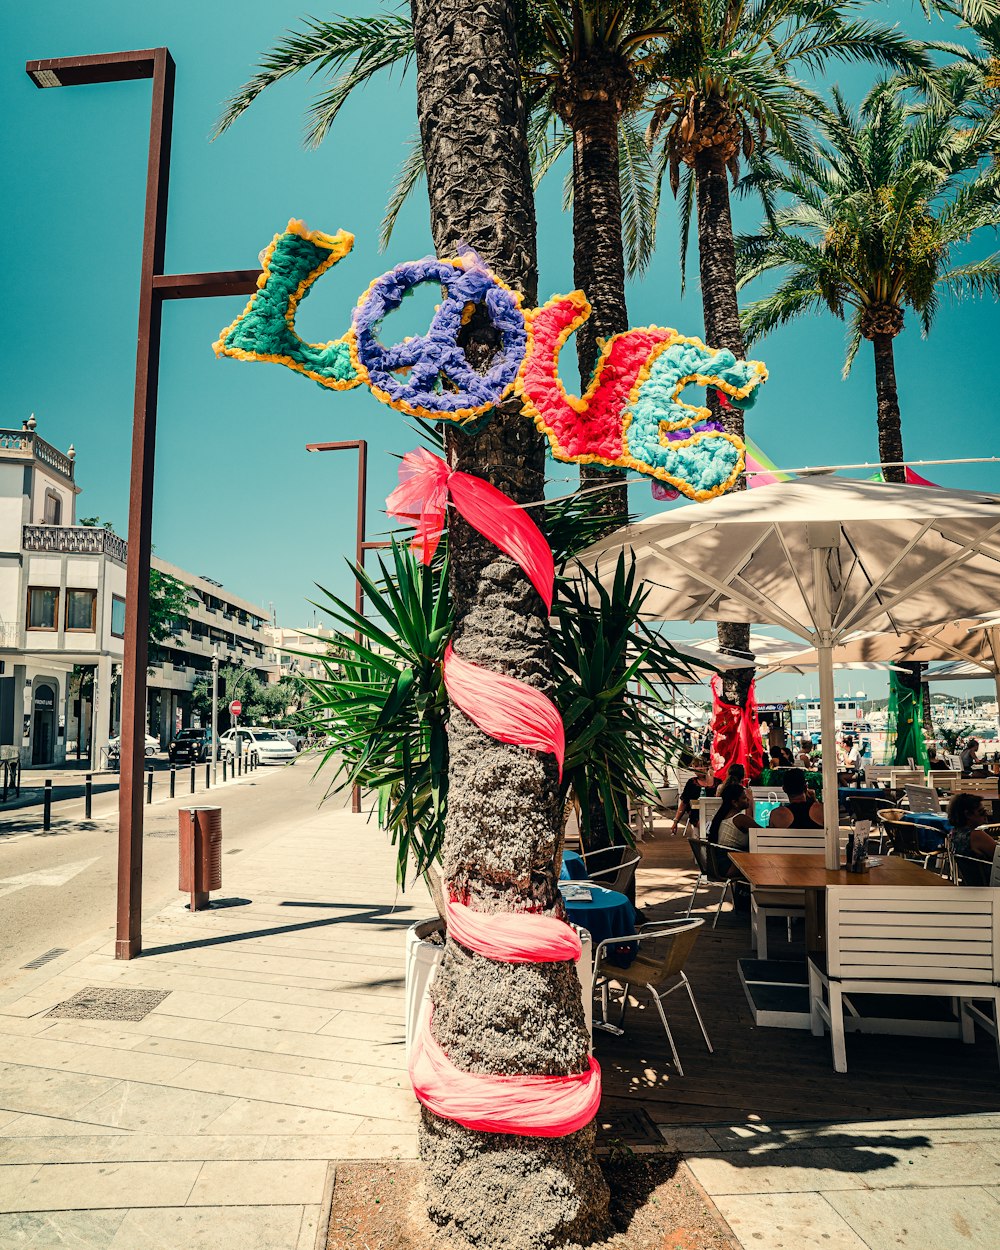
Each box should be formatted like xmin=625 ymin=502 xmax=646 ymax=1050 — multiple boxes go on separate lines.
xmin=728 ymin=852 xmax=952 ymax=955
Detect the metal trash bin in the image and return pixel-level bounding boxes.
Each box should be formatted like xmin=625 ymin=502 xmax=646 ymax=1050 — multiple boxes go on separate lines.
xmin=178 ymin=806 xmax=222 ymax=911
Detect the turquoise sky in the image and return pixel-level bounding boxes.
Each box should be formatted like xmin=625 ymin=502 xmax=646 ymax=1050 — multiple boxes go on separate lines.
xmin=3 ymin=2 xmax=998 ymax=700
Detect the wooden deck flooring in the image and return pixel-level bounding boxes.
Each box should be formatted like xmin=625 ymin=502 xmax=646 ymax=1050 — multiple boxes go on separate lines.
xmin=595 ymin=820 xmax=1000 ymax=1129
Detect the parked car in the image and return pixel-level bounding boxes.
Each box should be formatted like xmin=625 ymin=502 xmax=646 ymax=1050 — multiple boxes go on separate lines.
xmin=279 ymin=729 xmax=303 ymax=751
xmin=107 ymin=733 xmax=158 ymax=758
xmin=218 ymin=727 xmax=297 ymax=766
xmin=168 ymin=728 xmax=213 ymax=764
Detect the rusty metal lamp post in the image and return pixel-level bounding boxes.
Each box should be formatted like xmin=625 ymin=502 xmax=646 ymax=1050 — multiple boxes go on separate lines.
xmin=26 ymin=48 xmax=261 ymax=959
xmin=304 ymin=440 xmax=390 ymax=814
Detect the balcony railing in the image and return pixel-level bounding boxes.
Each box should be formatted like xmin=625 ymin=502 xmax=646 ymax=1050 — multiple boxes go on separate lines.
xmin=1 ymin=429 xmax=75 ymax=480
xmin=22 ymin=525 xmax=128 ymax=563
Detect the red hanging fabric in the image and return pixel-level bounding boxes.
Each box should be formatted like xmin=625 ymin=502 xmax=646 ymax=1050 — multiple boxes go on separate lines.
xmin=385 ymin=448 xmax=553 ymax=610
xmin=445 ymin=897 xmax=582 ymax=963
xmin=709 ymin=673 xmax=764 ymax=781
xmin=442 ymin=642 xmax=565 ymax=778
xmin=409 ymin=1025 xmax=602 ymax=1137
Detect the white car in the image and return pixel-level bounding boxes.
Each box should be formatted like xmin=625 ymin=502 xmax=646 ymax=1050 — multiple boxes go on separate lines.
xmin=108 ymin=733 xmax=159 ymax=757
xmin=219 ymin=727 xmax=297 ymax=766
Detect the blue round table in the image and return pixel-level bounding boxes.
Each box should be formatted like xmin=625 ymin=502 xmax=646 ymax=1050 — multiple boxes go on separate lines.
xmin=560 ymin=883 xmax=636 ymax=966
xmin=560 ymin=850 xmax=588 ymax=881
xmin=906 ymin=810 xmax=950 ymax=851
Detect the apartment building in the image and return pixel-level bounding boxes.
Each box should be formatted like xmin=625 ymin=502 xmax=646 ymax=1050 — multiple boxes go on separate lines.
xmin=267 ymin=624 xmax=336 ymax=682
xmin=0 ymin=417 xmax=277 ymax=769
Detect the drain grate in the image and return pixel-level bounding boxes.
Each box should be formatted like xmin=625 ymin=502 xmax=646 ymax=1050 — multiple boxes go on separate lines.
xmin=226 ymin=848 xmax=242 ymax=854
xmin=22 ymin=948 xmax=67 ymax=970
xmin=148 ymin=830 xmax=176 ymax=838
xmin=595 ymin=1109 xmax=662 ymax=1146
xmin=46 ymin=986 xmax=171 ymax=1022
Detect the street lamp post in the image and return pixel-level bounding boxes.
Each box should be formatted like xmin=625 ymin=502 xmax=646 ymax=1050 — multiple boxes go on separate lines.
xmin=211 ymin=651 xmax=220 ymax=786
xmin=305 ymin=440 xmax=390 ymax=814
xmin=26 ymin=48 xmax=262 ymax=959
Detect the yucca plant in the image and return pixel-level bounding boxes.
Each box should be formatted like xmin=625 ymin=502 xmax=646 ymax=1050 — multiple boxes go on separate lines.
xmin=297 ymin=506 xmax=696 ymax=884
xmin=297 ymin=540 xmax=451 ymax=887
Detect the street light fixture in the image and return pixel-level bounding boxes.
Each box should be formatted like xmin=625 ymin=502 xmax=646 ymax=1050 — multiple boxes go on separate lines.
xmin=26 ymin=47 xmax=262 ymax=959
xmin=305 ymin=440 xmax=390 ymax=815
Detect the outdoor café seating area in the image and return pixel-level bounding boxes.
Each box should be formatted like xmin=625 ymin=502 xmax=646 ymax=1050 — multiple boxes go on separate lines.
xmin=561 ymin=783 xmax=1000 ymax=1131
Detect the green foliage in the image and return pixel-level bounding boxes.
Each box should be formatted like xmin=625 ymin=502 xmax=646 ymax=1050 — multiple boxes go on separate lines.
xmin=148 ymin=570 xmax=190 ymax=647
xmin=297 ymin=541 xmax=451 ymax=888
xmin=735 ymin=76 xmax=1000 ymax=369
xmin=297 ymin=505 xmax=699 ymax=884
xmin=189 ymin=665 xmax=302 ymax=732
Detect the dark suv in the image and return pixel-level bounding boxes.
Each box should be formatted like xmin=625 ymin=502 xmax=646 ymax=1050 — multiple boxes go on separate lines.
xmin=168 ymin=728 xmax=213 ymax=764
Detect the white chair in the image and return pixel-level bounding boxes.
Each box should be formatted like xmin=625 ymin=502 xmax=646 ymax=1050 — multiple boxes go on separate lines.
xmin=889 ymin=768 xmax=928 ymax=791
xmin=749 ymin=786 xmax=781 ymax=803
xmin=808 ymin=886 xmax=1000 ymax=1073
xmin=903 ymin=784 xmax=941 ymax=815
xmin=866 ymin=765 xmax=896 ymax=786
xmin=929 ymin=770 xmax=960 ymax=791
xmin=697 ymin=795 xmax=722 ymax=833
xmin=747 ymin=828 xmax=852 ymax=960
xmin=946 ymin=752 xmax=964 ymax=772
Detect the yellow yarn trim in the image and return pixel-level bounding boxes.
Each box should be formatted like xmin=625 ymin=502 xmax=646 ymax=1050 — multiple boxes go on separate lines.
xmin=212 ymin=220 xmax=360 ymax=392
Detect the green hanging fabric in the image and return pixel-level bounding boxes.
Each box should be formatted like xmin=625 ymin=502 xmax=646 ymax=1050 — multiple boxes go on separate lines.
xmin=886 ymin=670 xmax=929 ymax=768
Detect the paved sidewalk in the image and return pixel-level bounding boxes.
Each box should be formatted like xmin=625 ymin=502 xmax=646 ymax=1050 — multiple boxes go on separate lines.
xmin=0 ymin=808 xmax=428 ymax=1248
xmin=660 ymin=1115 xmax=1000 ymax=1249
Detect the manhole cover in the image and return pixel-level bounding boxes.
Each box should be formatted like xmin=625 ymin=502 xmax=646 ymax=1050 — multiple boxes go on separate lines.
xmin=595 ymin=1109 xmax=662 ymax=1146
xmin=46 ymin=986 xmax=171 ymax=1021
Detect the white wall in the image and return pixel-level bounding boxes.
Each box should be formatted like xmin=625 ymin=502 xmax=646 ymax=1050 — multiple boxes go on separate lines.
xmin=0 ymin=462 xmax=27 ymax=549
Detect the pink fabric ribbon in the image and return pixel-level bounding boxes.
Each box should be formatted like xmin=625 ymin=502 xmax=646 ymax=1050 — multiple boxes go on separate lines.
xmin=386 ymin=448 xmax=553 ymax=611
xmin=442 ymin=642 xmax=565 ymax=778
xmin=409 ymin=1024 xmax=602 ymax=1137
xmin=445 ymin=897 xmax=582 ymax=964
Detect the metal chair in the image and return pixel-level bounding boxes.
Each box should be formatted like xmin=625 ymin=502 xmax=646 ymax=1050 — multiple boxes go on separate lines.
xmin=954 ymin=852 xmax=993 ymax=887
xmin=592 ymin=918 xmax=714 ymax=1076
xmin=686 ymin=839 xmax=734 ymax=925
xmin=882 ymin=817 xmax=944 ymax=871
xmin=584 ymin=846 xmax=642 ymax=903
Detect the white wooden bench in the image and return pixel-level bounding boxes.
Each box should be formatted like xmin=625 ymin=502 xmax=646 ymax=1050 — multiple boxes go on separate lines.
xmin=808 ymin=886 xmax=1000 ymax=1072
xmin=747 ymin=829 xmax=852 ymax=960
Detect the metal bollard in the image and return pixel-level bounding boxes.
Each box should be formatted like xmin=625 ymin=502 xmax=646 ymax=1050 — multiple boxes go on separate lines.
xmin=169 ymin=766 xmax=176 ymax=799
xmin=43 ymin=778 xmax=52 ymax=831
xmin=205 ymin=762 xmax=211 ymax=790
xmin=190 ymin=765 xmax=196 ymax=795
xmin=237 ymin=753 xmax=242 ymax=778
xmin=146 ymin=768 xmax=153 ymax=805
xmin=85 ymin=773 xmax=92 ymax=820
xmin=222 ymin=756 xmax=227 ymax=783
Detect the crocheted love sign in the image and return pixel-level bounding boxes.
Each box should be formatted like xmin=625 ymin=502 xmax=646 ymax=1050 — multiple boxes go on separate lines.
xmin=215 ymin=220 xmax=768 ymax=502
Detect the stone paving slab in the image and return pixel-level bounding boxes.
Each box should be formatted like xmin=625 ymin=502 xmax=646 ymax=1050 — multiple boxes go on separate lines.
xmin=0 ymin=807 xmax=427 ymax=1246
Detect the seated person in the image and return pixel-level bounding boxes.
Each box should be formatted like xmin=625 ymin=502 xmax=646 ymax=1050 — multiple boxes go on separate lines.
xmin=671 ymin=757 xmax=715 ymax=834
xmin=960 ymin=738 xmax=983 ymax=776
xmin=768 ymin=767 xmax=825 ymax=829
xmin=926 ymin=742 xmax=941 ymax=768
xmin=779 ymin=746 xmax=795 ymax=766
xmin=948 ymin=792 xmax=998 ymax=863
xmin=707 ymin=780 xmax=758 ymax=850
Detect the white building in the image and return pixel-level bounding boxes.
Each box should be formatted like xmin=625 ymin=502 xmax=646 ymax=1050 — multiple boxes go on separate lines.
xmin=267 ymin=625 xmax=336 ymax=681
xmin=0 ymin=417 xmax=277 ymax=769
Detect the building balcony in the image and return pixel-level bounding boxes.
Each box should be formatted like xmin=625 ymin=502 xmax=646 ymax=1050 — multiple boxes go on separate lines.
xmin=1 ymin=427 xmax=75 ymax=481
xmin=22 ymin=524 xmax=127 ymax=564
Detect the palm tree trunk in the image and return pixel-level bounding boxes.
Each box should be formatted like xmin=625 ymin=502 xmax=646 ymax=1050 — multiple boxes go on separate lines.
xmin=574 ymin=106 xmax=628 ymax=527
xmin=410 ymin=2 xmax=609 ymax=1245
xmin=872 ymin=332 xmax=906 ymax=484
xmin=694 ymin=143 xmax=754 ymax=713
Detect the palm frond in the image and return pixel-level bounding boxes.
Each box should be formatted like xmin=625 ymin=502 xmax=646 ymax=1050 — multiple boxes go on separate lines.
xmin=379 ymin=131 xmax=427 ymax=250
xmin=619 ymin=114 xmax=658 ymax=275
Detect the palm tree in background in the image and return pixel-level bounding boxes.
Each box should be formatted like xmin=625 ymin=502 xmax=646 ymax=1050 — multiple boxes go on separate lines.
xmin=642 ymin=0 xmax=928 ymax=705
xmin=735 ymin=79 xmax=1000 ymax=481
xmin=215 ymin=2 xmax=681 ymax=524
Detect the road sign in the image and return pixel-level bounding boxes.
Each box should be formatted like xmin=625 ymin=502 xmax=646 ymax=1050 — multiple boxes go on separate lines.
xmin=229 ymin=700 xmax=242 ymax=717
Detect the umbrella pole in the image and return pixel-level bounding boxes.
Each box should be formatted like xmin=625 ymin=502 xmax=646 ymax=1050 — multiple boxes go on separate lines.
xmin=817 ymin=639 xmax=840 ymax=870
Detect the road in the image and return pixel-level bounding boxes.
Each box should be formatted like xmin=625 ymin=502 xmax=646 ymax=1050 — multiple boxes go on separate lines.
xmin=0 ymin=757 xmax=348 ymax=988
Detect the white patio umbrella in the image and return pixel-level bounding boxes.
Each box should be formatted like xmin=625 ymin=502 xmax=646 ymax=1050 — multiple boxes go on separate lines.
xmin=777 ymin=614 xmax=1000 ymax=711
xmin=574 ymin=478 xmax=1000 ymax=867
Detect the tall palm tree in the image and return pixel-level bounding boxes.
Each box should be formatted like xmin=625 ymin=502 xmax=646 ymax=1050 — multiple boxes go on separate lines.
xmin=645 ymin=0 xmax=929 ymax=707
xmin=214 ymin=3 xmax=678 ymax=525
xmin=734 ymin=79 xmax=1000 ymax=481
xmin=418 ymin=1 xmax=615 ymax=1243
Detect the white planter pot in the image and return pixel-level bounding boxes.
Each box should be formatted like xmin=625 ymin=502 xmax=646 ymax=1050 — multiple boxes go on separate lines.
xmin=405 ymin=918 xmax=594 ymax=1059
